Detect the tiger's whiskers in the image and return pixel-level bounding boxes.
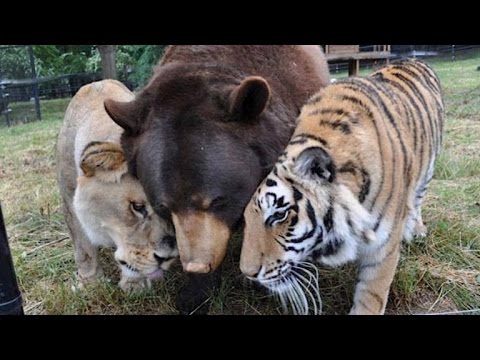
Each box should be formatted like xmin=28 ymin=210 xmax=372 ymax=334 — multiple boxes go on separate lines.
xmin=268 ymin=262 xmax=322 ymax=315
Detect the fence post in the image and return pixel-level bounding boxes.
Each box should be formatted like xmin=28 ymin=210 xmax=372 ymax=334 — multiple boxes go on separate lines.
xmin=451 ymin=45 xmax=456 ymax=62
xmin=0 ymin=203 xmax=24 ymax=315
xmin=28 ymin=45 xmax=41 ymax=121
xmin=0 ymin=84 xmax=10 ymax=127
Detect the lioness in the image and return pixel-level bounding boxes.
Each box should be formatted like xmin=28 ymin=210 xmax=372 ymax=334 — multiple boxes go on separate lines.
xmin=57 ymin=79 xmax=178 ymax=291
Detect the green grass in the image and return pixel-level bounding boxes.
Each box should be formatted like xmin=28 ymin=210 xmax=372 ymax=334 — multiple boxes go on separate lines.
xmin=1 ymin=50 xmax=480 ymax=315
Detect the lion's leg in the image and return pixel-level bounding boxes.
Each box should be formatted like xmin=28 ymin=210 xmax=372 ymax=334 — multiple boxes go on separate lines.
xmin=62 ymin=197 xmax=103 ymax=287
xmin=118 ymin=272 xmax=151 ymax=292
xmin=350 ymin=227 xmax=402 ymax=315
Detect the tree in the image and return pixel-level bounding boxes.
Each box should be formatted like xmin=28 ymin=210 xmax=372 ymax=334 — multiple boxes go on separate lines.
xmin=97 ymin=45 xmax=117 ymax=80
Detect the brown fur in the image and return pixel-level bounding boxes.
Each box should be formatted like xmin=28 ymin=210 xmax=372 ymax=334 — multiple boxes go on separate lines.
xmin=104 ymin=46 xmax=331 ymax=277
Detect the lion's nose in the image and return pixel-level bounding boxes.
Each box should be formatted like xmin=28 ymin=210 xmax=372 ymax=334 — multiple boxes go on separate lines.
xmin=162 ymin=235 xmax=177 ymax=249
xmin=154 ymin=253 xmax=176 ymax=265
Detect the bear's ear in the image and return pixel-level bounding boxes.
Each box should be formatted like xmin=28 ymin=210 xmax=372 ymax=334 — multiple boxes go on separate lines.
xmin=104 ymin=98 xmax=142 ymax=135
xmin=229 ymin=76 xmax=271 ymax=121
xmin=80 ymin=142 xmax=127 ymax=182
xmin=293 ymin=146 xmax=336 ymax=183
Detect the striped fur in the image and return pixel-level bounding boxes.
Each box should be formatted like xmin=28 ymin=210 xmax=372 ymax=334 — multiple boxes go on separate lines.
xmin=240 ymin=60 xmax=444 ymax=315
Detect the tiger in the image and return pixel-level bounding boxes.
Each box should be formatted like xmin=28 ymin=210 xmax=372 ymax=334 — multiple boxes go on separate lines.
xmin=240 ymin=59 xmax=444 ymax=315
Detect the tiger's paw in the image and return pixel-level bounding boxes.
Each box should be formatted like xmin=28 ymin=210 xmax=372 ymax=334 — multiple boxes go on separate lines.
xmin=413 ymin=221 xmax=428 ymax=238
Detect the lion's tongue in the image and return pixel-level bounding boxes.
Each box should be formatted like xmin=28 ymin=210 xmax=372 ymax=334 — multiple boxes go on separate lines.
xmin=146 ymin=269 xmax=164 ymax=280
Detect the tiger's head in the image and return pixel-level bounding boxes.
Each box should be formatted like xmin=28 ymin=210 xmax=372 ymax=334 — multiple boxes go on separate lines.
xmin=240 ymin=138 xmax=376 ymax=313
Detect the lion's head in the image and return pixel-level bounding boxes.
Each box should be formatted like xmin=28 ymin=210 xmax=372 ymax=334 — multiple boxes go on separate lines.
xmin=73 ymin=141 xmax=178 ymax=287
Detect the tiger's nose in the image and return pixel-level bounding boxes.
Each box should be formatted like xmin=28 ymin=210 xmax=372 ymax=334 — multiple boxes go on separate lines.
xmin=240 ymin=263 xmax=262 ymax=278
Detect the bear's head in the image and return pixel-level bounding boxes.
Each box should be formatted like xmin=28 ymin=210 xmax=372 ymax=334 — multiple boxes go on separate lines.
xmin=105 ymin=63 xmax=283 ymax=273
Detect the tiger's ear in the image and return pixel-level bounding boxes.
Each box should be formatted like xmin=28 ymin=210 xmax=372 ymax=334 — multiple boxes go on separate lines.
xmin=104 ymin=98 xmax=143 ymax=135
xmin=80 ymin=142 xmax=128 ymax=182
xmin=229 ymin=76 xmax=271 ymax=121
xmin=293 ymin=147 xmax=336 ymax=182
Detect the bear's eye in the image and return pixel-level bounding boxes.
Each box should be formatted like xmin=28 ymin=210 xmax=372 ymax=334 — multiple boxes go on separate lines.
xmin=130 ymin=202 xmax=148 ymax=218
xmin=209 ymin=196 xmax=228 ymax=210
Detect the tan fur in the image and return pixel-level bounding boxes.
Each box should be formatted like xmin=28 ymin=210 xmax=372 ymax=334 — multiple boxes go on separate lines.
xmin=80 ymin=142 xmax=126 ymax=178
xmin=241 ymin=60 xmax=444 ymax=314
xmin=171 ymin=212 xmax=231 ymax=273
xmin=56 ymin=80 xmax=177 ymax=292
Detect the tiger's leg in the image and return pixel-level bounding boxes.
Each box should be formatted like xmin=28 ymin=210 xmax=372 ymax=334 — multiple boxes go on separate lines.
xmin=413 ymin=207 xmax=427 ymax=238
xmin=349 ymin=227 xmax=403 ymax=315
xmin=412 ymin=161 xmax=435 ymax=238
xmin=62 ymin=197 xmax=103 ymax=288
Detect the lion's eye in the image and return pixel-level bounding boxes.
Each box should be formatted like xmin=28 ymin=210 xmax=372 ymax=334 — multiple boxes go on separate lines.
xmin=131 ymin=202 xmax=148 ymax=218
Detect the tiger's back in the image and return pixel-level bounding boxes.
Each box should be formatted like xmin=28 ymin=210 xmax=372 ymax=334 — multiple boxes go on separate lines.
xmin=240 ymin=60 xmax=444 ymax=314
xmin=298 ymin=59 xmax=444 ymax=244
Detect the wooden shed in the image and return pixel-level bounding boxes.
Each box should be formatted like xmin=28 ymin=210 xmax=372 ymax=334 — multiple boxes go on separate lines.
xmin=323 ymin=45 xmax=392 ymax=76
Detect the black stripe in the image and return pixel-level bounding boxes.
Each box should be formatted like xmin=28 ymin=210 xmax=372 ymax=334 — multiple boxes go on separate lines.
xmin=358 ymin=167 xmax=371 ymax=203
xmin=406 ymin=61 xmax=441 ymax=94
xmin=374 ymin=74 xmax=424 ymax=189
xmin=319 ymin=119 xmax=351 ymax=134
xmin=276 ymin=196 xmax=285 ymax=207
xmin=389 ymin=72 xmax=432 ymax=187
xmin=274 ymin=238 xmax=302 ymax=253
xmin=323 ymin=238 xmax=344 ymax=256
xmin=292 ymin=186 xmax=303 ymax=202
xmin=355 ymin=79 xmax=411 ymax=227
xmin=338 ymin=161 xmax=357 ymax=175
xmin=341 ymin=82 xmax=395 ymax=215
xmin=323 ymin=206 xmax=333 ymax=233
xmin=391 ymin=64 xmax=439 ymax=96
xmin=373 ymin=72 xmax=419 ymax=152
xmin=290 ymin=133 xmax=329 ymax=148
xmin=307 ymin=108 xmax=345 ymax=117
xmin=306 ymin=199 xmax=317 ymax=229
xmin=392 ymin=71 xmax=436 ymax=157
xmin=335 ymin=92 xmax=385 ymax=207
xmin=359 ymin=78 xmax=410 ymax=173
xmin=265 ymin=178 xmax=277 ymax=187
xmin=289 ymin=215 xmax=298 ymax=227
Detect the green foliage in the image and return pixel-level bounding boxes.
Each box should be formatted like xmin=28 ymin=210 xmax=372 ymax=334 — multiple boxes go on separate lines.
xmin=0 ymin=46 xmax=31 ymax=79
xmin=122 ymin=45 xmax=166 ymax=88
xmin=33 ymin=45 xmax=96 ymax=76
xmin=2 ymin=45 xmax=166 ymax=88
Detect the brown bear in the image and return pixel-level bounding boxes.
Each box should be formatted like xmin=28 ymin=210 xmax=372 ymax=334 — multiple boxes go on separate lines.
xmin=104 ymin=45 xmax=330 ymax=313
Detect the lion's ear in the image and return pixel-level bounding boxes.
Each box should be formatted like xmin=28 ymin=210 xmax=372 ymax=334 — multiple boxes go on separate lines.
xmin=80 ymin=142 xmax=128 ymax=182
